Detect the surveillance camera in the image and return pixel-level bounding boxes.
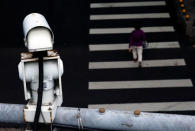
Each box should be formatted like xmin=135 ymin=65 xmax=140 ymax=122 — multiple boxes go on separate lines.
xmin=23 ymin=13 xmax=54 ymax=52
xmin=19 ymin=13 xmax=64 ymax=123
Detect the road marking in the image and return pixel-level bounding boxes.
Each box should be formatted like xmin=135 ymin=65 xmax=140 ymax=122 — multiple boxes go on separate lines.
xmin=89 ymin=42 xmax=180 ymax=51
xmin=90 ymin=13 xmax=170 ymax=20
xmin=89 ymin=79 xmax=193 ymax=90
xmin=90 ymin=26 xmax=174 ymax=34
xmin=90 ymin=1 xmax=166 ymax=8
xmin=88 ymin=101 xmax=195 ymax=111
xmin=89 ymin=59 xmax=185 ymax=69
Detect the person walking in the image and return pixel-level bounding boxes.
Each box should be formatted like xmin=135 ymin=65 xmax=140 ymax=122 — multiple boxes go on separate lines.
xmin=129 ymin=24 xmax=146 ymax=68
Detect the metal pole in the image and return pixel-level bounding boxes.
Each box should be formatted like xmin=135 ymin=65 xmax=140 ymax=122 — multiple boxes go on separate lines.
xmin=0 ymin=104 xmax=195 ymax=131
xmin=54 ymin=107 xmax=195 ymax=131
xmin=0 ymin=103 xmax=25 ymax=124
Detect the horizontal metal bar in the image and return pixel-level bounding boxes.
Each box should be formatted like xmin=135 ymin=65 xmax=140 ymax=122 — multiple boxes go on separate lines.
xmin=0 ymin=103 xmax=25 ymax=124
xmin=55 ymin=107 xmax=195 ymax=131
xmin=0 ymin=103 xmax=195 ymax=131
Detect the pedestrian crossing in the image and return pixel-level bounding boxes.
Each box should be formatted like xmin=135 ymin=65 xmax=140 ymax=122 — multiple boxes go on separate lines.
xmin=88 ymin=0 xmax=195 ymax=114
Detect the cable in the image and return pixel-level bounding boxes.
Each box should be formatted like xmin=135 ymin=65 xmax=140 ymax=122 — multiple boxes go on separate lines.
xmin=33 ymin=52 xmax=44 ymax=131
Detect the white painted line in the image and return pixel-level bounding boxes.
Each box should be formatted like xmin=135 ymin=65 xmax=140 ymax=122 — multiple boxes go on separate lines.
xmin=88 ymin=101 xmax=195 ymax=111
xmin=90 ymin=1 xmax=166 ymax=8
xmin=90 ymin=26 xmax=175 ymax=34
xmin=90 ymin=13 xmax=170 ymax=20
xmin=89 ymin=59 xmax=185 ymax=69
xmin=89 ymin=42 xmax=180 ymax=51
xmin=89 ymin=79 xmax=193 ymax=90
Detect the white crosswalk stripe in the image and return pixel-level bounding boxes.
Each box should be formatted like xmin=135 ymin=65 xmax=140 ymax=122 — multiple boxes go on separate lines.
xmin=89 ymin=79 xmax=193 ymax=90
xmin=89 ymin=42 xmax=180 ymax=51
xmin=90 ymin=13 xmax=170 ymax=20
xmin=90 ymin=1 xmax=166 ymax=8
xmin=89 ymin=59 xmax=186 ymax=69
xmin=90 ymin=26 xmax=175 ymax=34
xmin=88 ymin=101 xmax=195 ymax=111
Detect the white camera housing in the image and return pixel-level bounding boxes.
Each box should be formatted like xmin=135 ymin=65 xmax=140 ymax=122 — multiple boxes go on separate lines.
xmin=23 ymin=13 xmax=54 ymax=52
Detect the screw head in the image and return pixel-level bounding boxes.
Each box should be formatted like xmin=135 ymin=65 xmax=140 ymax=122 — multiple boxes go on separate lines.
xmin=24 ymin=106 xmax=28 ymax=109
xmin=134 ymin=110 xmax=141 ymax=116
xmin=99 ymin=108 xmax=105 ymax=114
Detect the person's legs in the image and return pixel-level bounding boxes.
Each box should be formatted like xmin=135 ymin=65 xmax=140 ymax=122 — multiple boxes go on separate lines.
xmin=137 ymin=46 xmax=143 ymax=67
xmin=132 ymin=46 xmax=137 ymax=61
